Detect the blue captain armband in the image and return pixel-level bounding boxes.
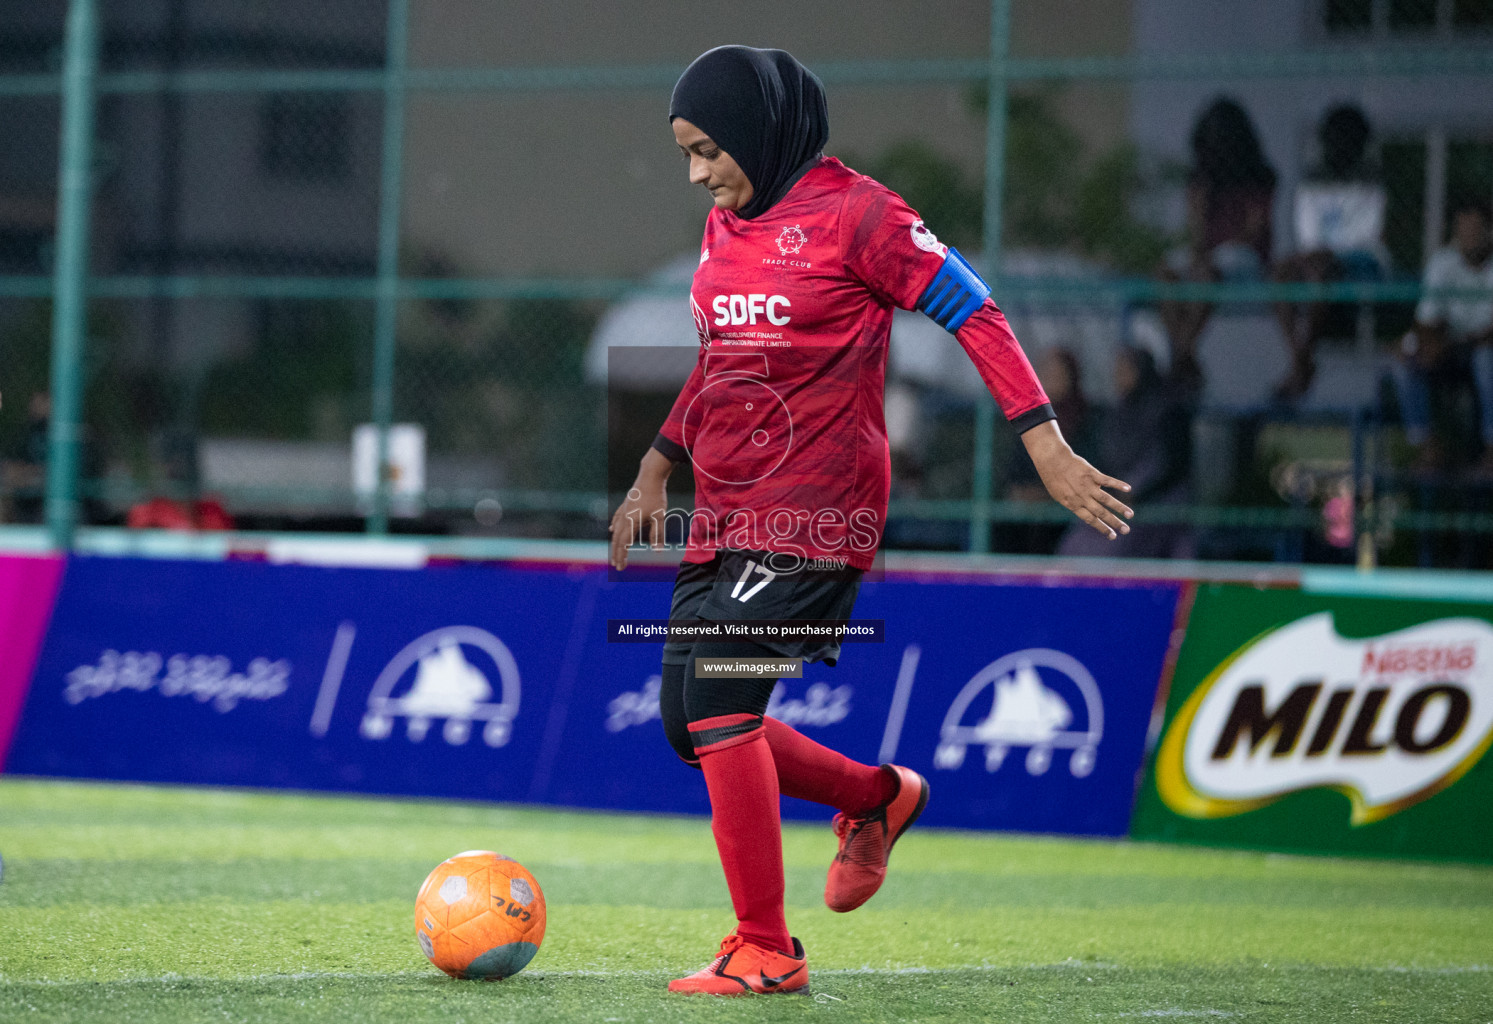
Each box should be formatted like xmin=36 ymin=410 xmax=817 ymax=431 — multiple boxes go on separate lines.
xmin=917 ymin=248 xmax=990 ymax=333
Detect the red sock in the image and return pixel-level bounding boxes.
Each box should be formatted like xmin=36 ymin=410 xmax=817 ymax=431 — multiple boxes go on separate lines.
xmin=763 ymin=717 xmax=895 ymax=813
xmin=689 ymin=714 xmax=791 ymax=954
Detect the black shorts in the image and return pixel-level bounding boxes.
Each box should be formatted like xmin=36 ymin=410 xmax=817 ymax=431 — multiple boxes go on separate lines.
xmin=661 ymin=548 xmax=862 ymax=667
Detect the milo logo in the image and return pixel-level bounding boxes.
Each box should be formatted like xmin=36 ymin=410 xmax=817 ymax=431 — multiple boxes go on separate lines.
xmin=1156 ymin=613 xmax=1493 ymax=825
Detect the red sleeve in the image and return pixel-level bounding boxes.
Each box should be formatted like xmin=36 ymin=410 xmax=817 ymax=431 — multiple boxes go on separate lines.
xmin=840 ymin=177 xmax=1055 ymax=432
xmin=652 ymin=357 xmax=705 ymax=463
xmin=837 ymin=179 xmax=945 ymax=310
xmin=955 ymin=302 xmax=1054 ymax=432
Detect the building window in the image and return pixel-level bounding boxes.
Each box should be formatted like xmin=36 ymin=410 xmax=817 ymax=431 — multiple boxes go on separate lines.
xmin=1324 ymin=0 xmax=1493 ymax=33
xmin=1454 ymin=0 xmax=1493 ymax=28
xmin=1382 ymin=132 xmax=1493 ymax=273
xmin=1324 ymin=0 xmax=1373 ymax=31
xmin=259 ymin=94 xmax=351 ymax=181
xmin=1387 ymin=0 xmax=1437 ymax=30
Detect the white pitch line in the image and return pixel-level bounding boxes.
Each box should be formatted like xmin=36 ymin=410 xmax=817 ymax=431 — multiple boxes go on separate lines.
xmin=0 ymin=964 xmax=1022 ymax=988
xmin=6 ymin=962 xmax=1487 ymax=988
xmin=4 ymin=971 xmax=431 ymax=987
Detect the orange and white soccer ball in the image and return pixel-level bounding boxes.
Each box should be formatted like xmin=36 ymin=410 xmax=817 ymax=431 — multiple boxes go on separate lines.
xmin=414 ymin=850 xmax=547 ymax=980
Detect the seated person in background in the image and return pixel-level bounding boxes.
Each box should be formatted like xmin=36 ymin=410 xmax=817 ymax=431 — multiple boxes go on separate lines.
xmin=1159 ymin=96 xmax=1277 ymax=394
xmin=126 ymin=496 xmax=234 ymax=532
xmin=1273 ymin=104 xmax=1389 ymax=400
xmin=1392 ymin=198 xmax=1493 ymax=473
xmin=1058 ymin=346 xmax=1195 ymax=559
xmin=1008 ymin=347 xmax=1092 ymax=500
xmin=1003 ymin=347 xmax=1093 ymax=553
xmin=1 ymin=392 xmax=50 ymax=524
xmin=4 ymin=391 xmax=110 ymax=526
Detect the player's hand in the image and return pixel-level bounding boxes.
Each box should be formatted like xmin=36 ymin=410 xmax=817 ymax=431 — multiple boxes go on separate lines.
xmin=1021 ymin=420 xmax=1134 ymax=540
xmin=608 ymin=448 xmax=677 ymax=570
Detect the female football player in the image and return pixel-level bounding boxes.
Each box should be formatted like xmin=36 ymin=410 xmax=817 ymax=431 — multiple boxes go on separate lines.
xmin=608 ymin=45 xmax=1133 ymax=996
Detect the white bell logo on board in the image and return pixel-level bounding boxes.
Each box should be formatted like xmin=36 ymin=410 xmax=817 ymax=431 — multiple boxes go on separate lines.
xmin=359 ymin=626 xmax=521 ymax=747
xmin=934 ymin=649 xmax=1103 ymax=778
xmin=403 ymin=642 xmax=492 ymax=718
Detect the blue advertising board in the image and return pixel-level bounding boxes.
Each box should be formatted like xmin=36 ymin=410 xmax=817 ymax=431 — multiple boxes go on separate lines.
xmin=7 ymin=556 xmax=1180 ymax=837
xmin=6 ymin=556 xmax=595 ymax=802
xmin=551 ymin=574 xmax=1182 ymax=835
xmin=847 ymin=577 xmax=1180 ymax=834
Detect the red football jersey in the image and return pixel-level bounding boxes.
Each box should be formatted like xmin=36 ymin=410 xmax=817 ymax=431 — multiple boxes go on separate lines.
xmin=654 ymin=157 xmax=1052 ymax=570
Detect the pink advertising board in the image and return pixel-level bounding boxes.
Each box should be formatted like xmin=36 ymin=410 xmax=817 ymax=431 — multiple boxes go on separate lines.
xmin=0 ymin=553 xmax=64 ymax=766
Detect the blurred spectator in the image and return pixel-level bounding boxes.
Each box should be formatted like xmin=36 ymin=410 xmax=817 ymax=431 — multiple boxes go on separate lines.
xmin=123 ymin=424 xmax=236 ymax=532
xmin=1272 ymin=104 xmax=1389 ymax=400
xmin=2 ymin=391 xmax=114 ymax=527
xmin=1037 ymin=346 xmax=1093 ymax=453
xmin=1002 ymin=347 xmax=1093 ymax=553
xmin=1058 ymin=346 xmax=1195 ymax=559
xmin=1392 ymin=198 xmax=1493 ymax=473
xmin=1159 ymin=97 xmax=1278 ymax=392
xmin=126 ymin=496 xmax=235 ymax=532
xmin=1 ymin=392 xmax=50 ymax=524
xmin=1008 ymin=347 xmax=1093 ymax=501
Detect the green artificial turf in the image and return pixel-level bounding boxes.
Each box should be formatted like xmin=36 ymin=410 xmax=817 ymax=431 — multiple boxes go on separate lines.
xmin=1 ymin=777 xmax=1489 ymax=1023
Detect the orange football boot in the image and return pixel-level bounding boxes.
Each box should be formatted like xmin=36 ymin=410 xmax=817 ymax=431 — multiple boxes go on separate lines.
xmin=667 ymin=932 xmax=810 ymax=996
xmin=824 ymin=763 xmax=928 ymax=912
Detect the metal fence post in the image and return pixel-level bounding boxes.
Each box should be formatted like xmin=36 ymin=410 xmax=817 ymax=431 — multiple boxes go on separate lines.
xmin=367 ymin=0 xmax=409 ymax=535
xmin=971 ymin=0 xmax=1011 ymax=554
xmin=45 ymin=0 xmax=101 ymax=550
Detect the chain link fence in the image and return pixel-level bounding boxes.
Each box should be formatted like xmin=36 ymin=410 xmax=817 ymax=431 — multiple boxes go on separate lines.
xmin=3 ymin=0 xmax=1493 ymax=565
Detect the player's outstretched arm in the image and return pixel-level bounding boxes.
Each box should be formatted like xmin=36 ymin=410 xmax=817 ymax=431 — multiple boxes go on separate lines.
xmin=608 ymin=447 xmax=676 ymax=570
xmin=1021 ymin=420 xmax=1134 ymax=540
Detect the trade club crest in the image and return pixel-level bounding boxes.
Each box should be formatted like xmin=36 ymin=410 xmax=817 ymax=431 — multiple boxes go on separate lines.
xmin=776 ymin=224 xmax=807 ymax=255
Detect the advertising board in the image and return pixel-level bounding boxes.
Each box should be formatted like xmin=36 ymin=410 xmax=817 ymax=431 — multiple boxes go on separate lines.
xmin=5 ymin=556 xmax=589 ymax=801
xmin=6 ymin=556 xmax=1179 ymax=836
xmin=1131 ymin=584 xmax=1493 ymax=860
xmin=0 ymin=553 xmax=64 ymax=765
xmin=544 ymin=574 xmax=1180 ymax=836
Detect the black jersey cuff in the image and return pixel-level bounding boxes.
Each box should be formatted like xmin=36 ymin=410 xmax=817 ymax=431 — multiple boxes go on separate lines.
xmin=651 ymin=433 xmax=689 ymax=464
xmin=1009 ymin=402 xmax=1057 ymax=435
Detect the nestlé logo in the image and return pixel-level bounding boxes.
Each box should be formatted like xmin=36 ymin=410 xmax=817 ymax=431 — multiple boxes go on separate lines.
xmin=1157 ymin=612 xmax=1493 ymax=824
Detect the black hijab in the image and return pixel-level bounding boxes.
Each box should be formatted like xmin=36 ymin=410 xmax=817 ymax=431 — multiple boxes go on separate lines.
xmin=669 ymin=45 xmax=829 ymax=220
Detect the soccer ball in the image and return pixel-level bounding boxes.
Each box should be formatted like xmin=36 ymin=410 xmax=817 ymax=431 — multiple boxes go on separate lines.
xmin=414 ymin=850 xmax=547 ymax=980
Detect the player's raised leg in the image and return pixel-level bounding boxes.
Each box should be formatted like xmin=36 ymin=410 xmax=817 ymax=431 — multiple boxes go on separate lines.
xmin=666 ymin=638 xmax=929 ymax=916
xmin=824 ymin=762 xmax=928 ymax=913
xmin=763 ymin=716 xmax=894 ymax=810
xmin=759 ymin=717 xmax=928 ymax=911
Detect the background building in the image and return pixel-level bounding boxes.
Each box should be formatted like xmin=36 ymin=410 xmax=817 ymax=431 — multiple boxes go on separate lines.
xmin=3 ymin=0 xmax=1492 ymax=565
